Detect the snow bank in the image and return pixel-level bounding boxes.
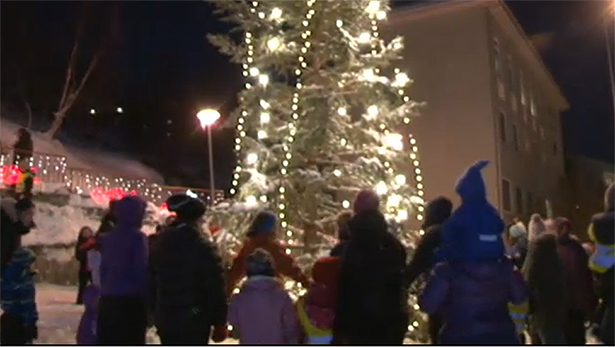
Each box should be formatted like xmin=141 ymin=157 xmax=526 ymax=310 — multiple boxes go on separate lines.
xmin=22 ymin=201 xmax=102 ymax=247
xmin=0 ymin=119 xmax=164 ymax=183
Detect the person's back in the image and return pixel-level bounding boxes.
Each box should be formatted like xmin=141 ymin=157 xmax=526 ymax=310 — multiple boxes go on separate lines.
xmin=97 ymin=196 xmax=148 ymax=345
xmin=228 ymin=249 xmax=300 ymax=344
xmin=335 ymin=209 xmax=408 ymax=344
xmin=151 ymin=222 xmax=227 ymax=341
xmin=419 ymin=258 xmax=526 ymax=344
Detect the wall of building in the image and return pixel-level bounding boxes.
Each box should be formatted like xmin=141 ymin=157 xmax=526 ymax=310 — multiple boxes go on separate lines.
xmin=383 ymin=5 xmax=499 ymax=210
xmin=486 ymin=8 xmax=566 ymax=222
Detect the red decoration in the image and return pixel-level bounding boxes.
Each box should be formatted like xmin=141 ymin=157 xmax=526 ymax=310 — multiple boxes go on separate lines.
xmin=90 ymin=187 xmax=137 ymax=207
xmin=210 ymin=224 xmax=221 ymax=236
xmin=1 ymin=166 xmax=40 ymax=186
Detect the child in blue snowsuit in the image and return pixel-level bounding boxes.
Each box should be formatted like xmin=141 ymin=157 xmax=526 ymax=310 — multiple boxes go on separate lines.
xmin=421 ymin=160 xmax=528 ymax=345
xmin=439 ymin=160 xmax=505 ymax=262
xmin=1 ymin=246 xmax=38 ymax=345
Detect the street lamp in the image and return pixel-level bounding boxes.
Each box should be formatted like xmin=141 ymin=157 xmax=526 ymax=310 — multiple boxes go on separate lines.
xmin=197 ymin=109 xmax=221 ymax=206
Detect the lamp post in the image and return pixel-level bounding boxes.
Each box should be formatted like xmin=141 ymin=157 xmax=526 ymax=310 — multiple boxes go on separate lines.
xmin=197 ymin=109 xmax=220 ymax=206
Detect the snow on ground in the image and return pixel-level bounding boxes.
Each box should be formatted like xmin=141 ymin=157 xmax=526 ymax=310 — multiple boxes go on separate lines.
xmin=34 ymin=284 xmax=238 ymax=345
xmin=32 ymin=284 xmax=598 ymax=345
xmin=1 ymin=119 xmax=164 ymax=183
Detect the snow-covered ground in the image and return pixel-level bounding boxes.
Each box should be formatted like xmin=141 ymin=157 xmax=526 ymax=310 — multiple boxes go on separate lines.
xmin=34 ymin=284 xmax=238 ymax=345
xmin=1 ymin=119 xmax=164 ymax=183
xmin=31 ymin=283 xmax=598 ymax=345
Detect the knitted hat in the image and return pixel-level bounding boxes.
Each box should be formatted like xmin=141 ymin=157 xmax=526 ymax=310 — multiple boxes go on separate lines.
xmin=165 ymin=194 xmax=206 ymax=222
xmin=508 ymin=221 xmax=527 ymax=239
xmin=455 ymin=160 xmax=489 ymax=202
xmin=246 ymin=248 xmax=275 ymax=277
xmin=312 ymin=257 xmax=341 ymax=287
xmin=528 ymin=213 xmax=546 ymax=241
xmin=353 ymin=189 xmax=380 ymax=214
xmin=247 ymin=211 xmax=277 ymax=236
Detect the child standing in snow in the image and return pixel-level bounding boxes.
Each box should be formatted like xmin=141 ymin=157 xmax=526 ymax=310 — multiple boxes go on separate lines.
xmin=76 ymin=245 xmax=102 ymax=345
xmin=420 ymin=160 xmax=528 ymax=345
xmin=228 ymin=248 xmax=300 ymax=344
xmin=297 ymin=257 xmax=341 ymax=344
xmin=0 ymin=238 xmax=38 ymax=345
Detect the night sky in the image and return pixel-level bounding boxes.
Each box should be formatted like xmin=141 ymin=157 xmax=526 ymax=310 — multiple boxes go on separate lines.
xmin=1 ymin=1 xmax=613 ymax=189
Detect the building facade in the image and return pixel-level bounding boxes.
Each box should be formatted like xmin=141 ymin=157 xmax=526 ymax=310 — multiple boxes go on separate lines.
xmin=383 ymin=0 xmax=569 ymax=223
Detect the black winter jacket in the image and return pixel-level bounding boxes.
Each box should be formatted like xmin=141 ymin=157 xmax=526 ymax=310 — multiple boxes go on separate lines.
xmin=334 ymin=210 xmax=408 ymax=343
xmin=150 ymin=222 xmax=227 ymax=337
xmin=405 ymin=197 xmax=452 ymax=286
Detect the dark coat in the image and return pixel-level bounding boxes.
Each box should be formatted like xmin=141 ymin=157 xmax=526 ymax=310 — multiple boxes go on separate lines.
xmin=419 ymin=258 xmax=527 ymax=344
xmin=556 ymin=234 xmax=597 ymax=315
xmin=75 ymin=235 xmax=92 ymax=273
xmin=405 ymin=197 xmax=452 ymax=286
xmin=521 ymin=233 xmax=567 ymax=329
xmin=150 ymin=221 xmax=227 ymax=339
xmin=334 ymin=210 xmax=408 ymax=344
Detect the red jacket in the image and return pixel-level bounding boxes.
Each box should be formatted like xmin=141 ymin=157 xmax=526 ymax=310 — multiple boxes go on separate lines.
xmin=227 ymin=233 xmax=310 ymax=293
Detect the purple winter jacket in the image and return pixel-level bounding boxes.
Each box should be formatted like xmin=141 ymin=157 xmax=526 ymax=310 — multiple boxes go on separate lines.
xmin=419 ymin=258 xmax=527 ymax=345
xmin=76 ymin=285 xmax=100 ymax=345
xmin=99 ymin=196 xmax=149 ymax=297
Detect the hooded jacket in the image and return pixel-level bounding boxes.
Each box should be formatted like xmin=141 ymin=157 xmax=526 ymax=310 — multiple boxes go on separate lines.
xmin=228 ymin=277 xmax=300 ymax=344
xmin=440 ymin=161 xmax=505 ymax=262
xmin=334 ymin=210 xmax=408 ymax=341
xmin=405 ymin=197 xmax=452 ymax=285
xmin=0 ymin=248 xmax=38 ymax=327
xmin=98 ymin=196 xmax=149 ymax=297
xmin=419 ymin=258 xmax=527 ymax=344
xmin=150 ymin=220 xmax=227 ymax=339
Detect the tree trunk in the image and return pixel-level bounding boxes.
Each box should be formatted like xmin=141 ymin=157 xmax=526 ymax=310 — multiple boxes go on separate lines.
xmin=45 ymin=111 xmax=66 ymax=140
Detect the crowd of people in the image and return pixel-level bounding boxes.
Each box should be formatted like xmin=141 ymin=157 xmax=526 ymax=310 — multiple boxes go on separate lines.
xmin=0 ymin=159 xmax=613 ymax=346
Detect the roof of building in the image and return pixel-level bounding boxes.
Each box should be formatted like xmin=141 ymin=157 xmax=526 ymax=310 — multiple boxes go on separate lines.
xmin=387 ymin=0 xmax=569 ymax=112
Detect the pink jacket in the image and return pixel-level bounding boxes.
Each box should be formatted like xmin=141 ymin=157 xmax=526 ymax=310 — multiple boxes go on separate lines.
xmin=228 ymin=276 xmax=300 ymax=345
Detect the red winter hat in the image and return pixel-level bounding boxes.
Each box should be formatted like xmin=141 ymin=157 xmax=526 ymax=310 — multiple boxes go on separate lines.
xmin=353 ymin=189 xmax=380 ymax=214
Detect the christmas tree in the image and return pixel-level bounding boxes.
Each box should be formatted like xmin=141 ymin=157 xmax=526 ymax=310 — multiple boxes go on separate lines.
xmin=209 ymin=0 xmax=428 ymax=341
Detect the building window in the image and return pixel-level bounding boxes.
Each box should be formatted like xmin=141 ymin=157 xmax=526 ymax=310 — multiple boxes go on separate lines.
xmin=511 ymin=94 xmax=517 ymax=113
xmin=520 ymin=71 xmax=527 ymax=106
xmin=526 ymin=192 xmax=533 ymax=214
xmin=530 ymin=92 xmax=537 ymax=116
xmin=507 ymin=56 xmax=514 ymax=87
xmin=515 ymin=187 xmax=523 ymax=214
xmin=502 ymin=179 xmax=511 ymax=211
xmin=498 ymin=79 xmax=506 ymax=100
xmin=493 ymin=37 xmax=501 ymax=72
xmin=512 ymin=124 xmax=519 ymax=150
xmin=499 ymin=113 xmax=507 ymax=143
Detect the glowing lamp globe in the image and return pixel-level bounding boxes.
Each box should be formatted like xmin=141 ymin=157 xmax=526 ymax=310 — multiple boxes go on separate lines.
xmin=197 ymin=109 xmax=220 ymax=128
